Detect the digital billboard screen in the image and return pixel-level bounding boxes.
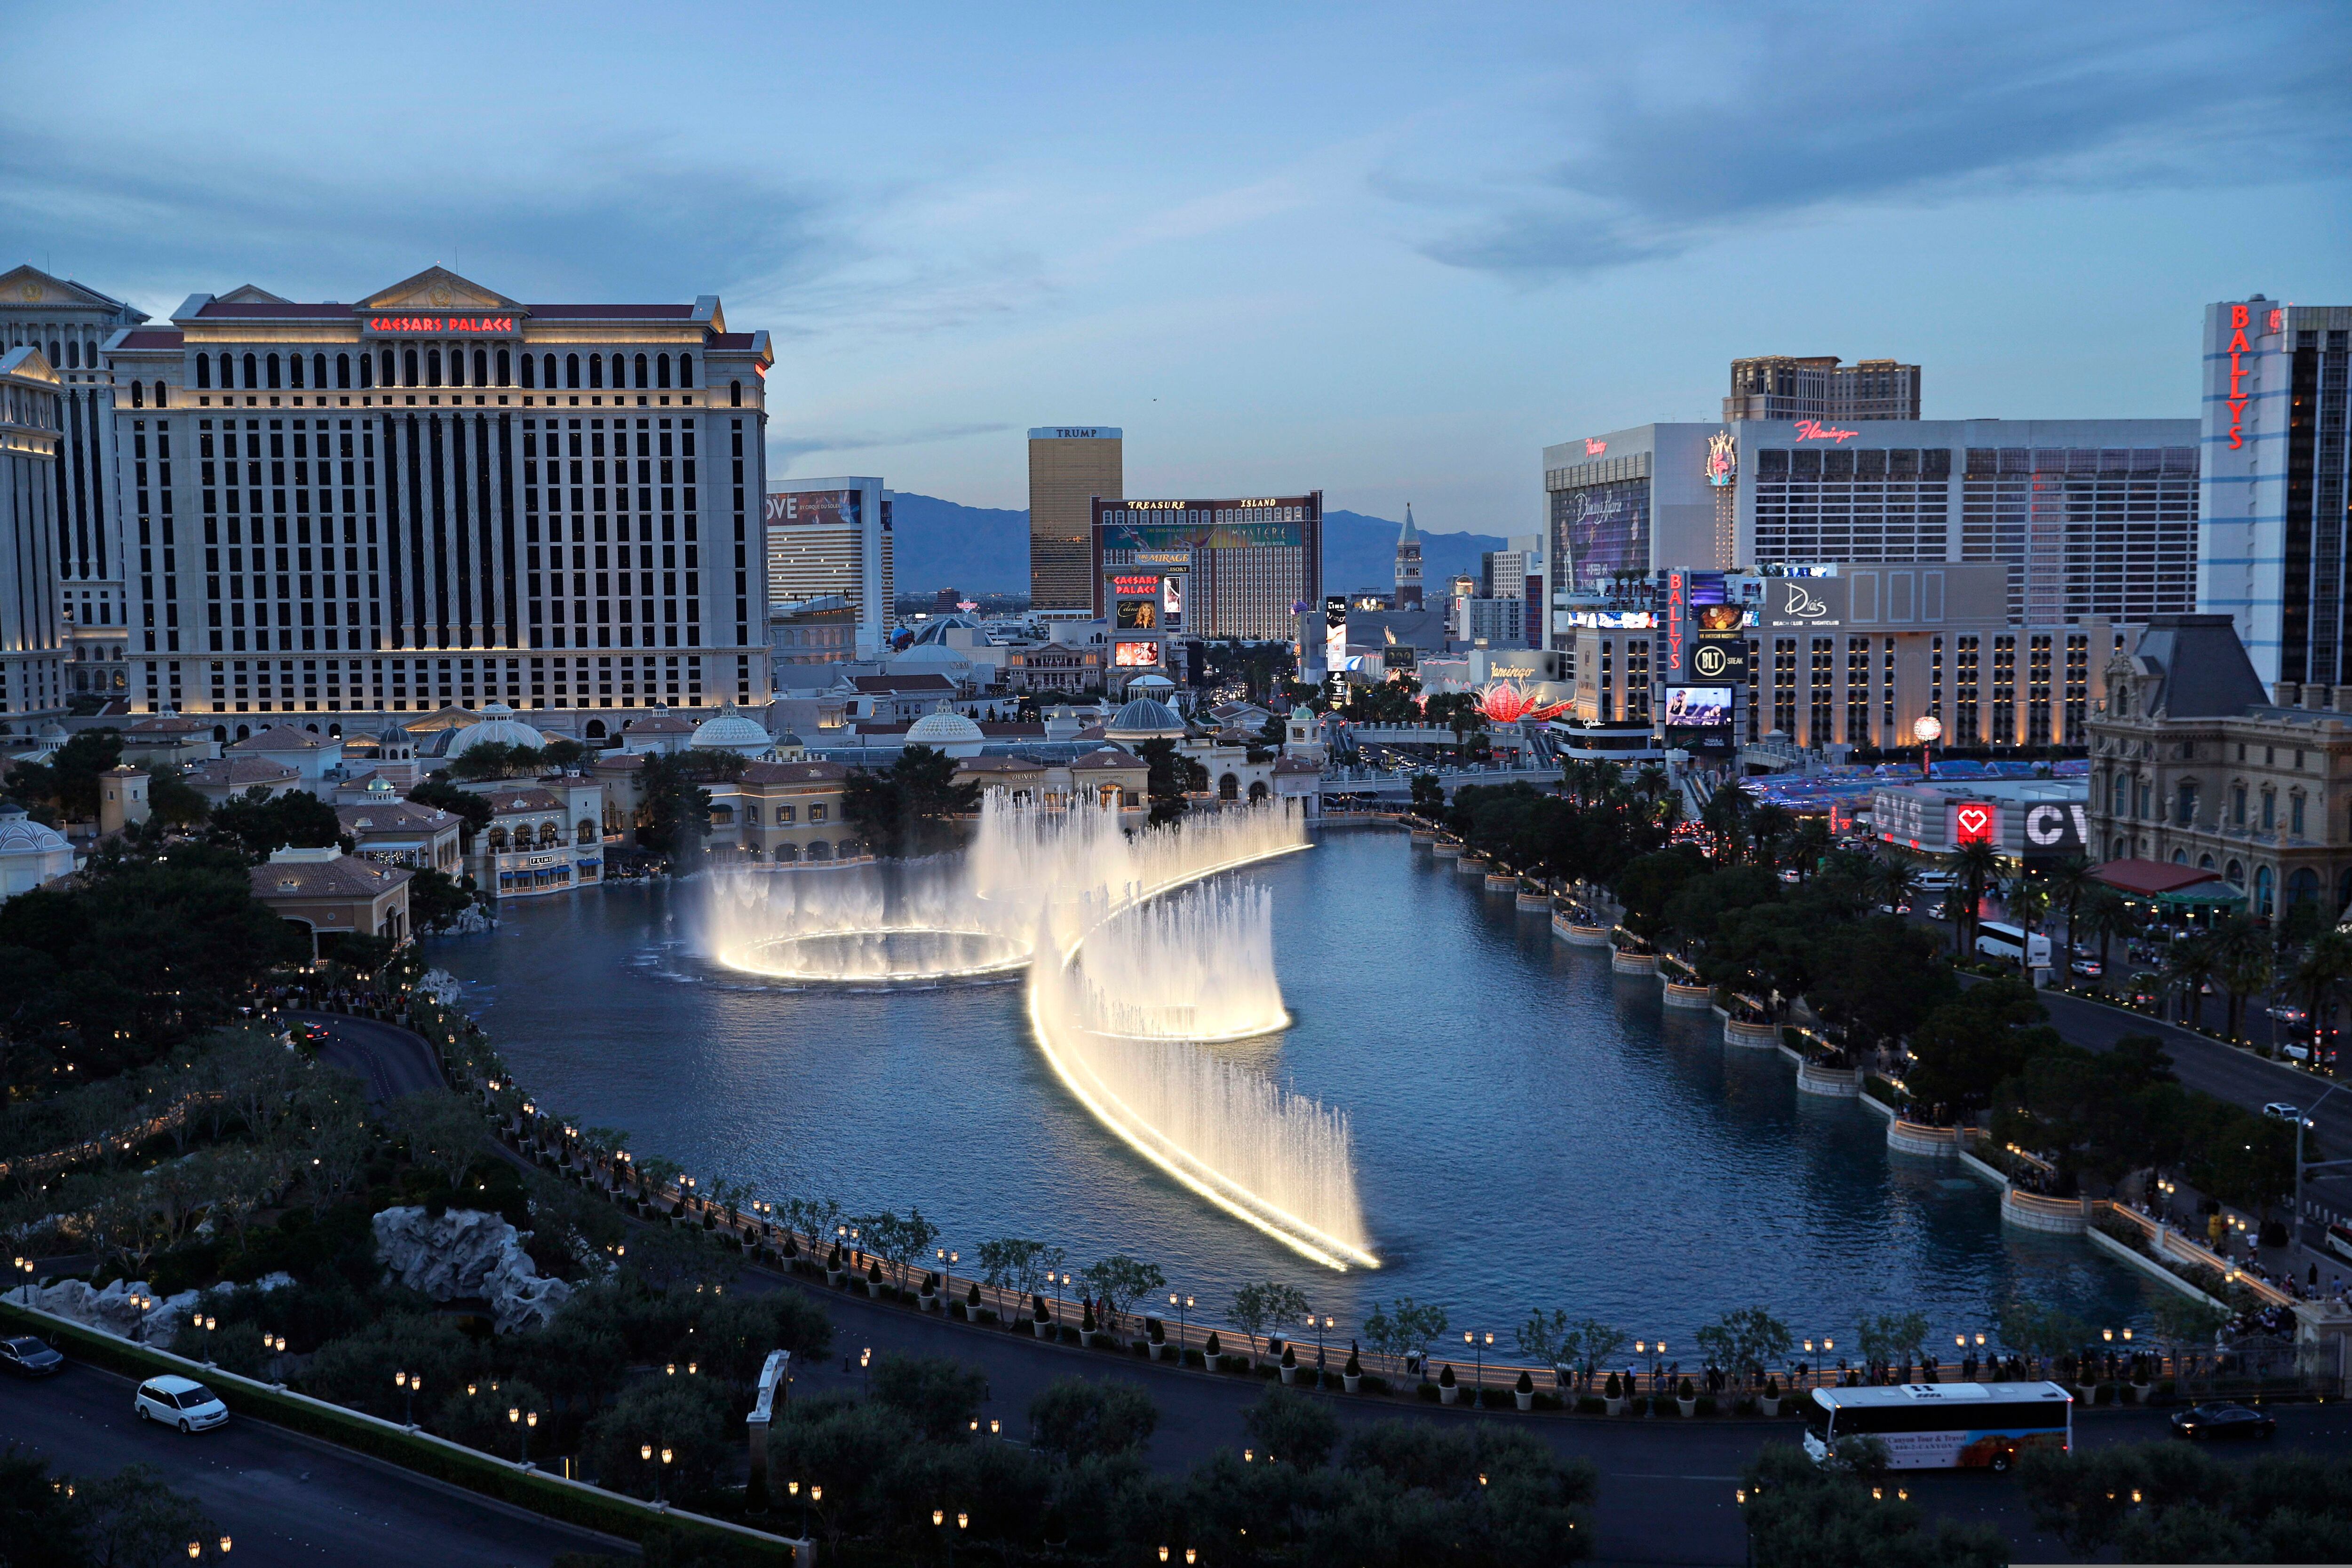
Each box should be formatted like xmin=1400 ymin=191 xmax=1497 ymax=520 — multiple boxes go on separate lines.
xmin=1113 ymin=641 xmax=1161 ymax=668
xmin=1557 ymin=478 xmax=1650 ymax=594
xmin=1115 ymin=599 xmax=1160 ymax=631
xmin=1323 ymin=594 xmax=1347 ymax=673
xmin=763 ymin=489 xmax=860 ymax=529
xmin=1661 ymin=685 xmax=1733 ymax=729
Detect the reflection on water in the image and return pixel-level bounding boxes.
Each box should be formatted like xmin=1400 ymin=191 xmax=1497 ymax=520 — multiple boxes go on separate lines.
xmin=432 ymin=828 xmax=2159 ymax=1343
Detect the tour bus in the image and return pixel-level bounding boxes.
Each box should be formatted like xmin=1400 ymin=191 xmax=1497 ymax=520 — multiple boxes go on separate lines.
xmin=1804 ymin=1382 xmax=2072 ymax=1471
xmin=1974 ymin=921 xmax=2053 ymax=968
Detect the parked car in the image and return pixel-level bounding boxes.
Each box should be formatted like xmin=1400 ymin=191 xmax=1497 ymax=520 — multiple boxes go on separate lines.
xmin=133 ymin=1375 xmax=228 ymax=1433
xmin=0 ymin=1336 xmax=62 ymax=1377
xmin=2263 ymin=1102 xmax=2307 ymax=1125
xmin=2169 ymin=1402 xmax=2276 ymax=1442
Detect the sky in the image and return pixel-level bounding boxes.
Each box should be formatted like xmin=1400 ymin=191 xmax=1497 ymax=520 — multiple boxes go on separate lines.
xmin=4 ymin=0 xmax=2348 ymax=534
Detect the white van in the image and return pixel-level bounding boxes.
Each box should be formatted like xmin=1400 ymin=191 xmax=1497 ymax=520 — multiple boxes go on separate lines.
xmin=1976 ymin=922 xmax=2052 ymax=967
xmin=134 ymin=1374 xmax=229 ymax=1433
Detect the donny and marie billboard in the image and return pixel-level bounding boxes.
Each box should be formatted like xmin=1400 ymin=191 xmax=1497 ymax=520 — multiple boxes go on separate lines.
xmin=1557 ymin=478 xmax=1650 ymax=593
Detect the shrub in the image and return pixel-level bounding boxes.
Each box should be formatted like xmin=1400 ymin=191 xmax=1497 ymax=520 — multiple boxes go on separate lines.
xmin=1516 ymin=1370 xmax=1534 ymax=1394
xmin=1028 ymin=1377 xmax=1158 ymax=1462
xmin=1344 ymin=1350 xmax=1362 ymax=1378
xmin=1576 ymin=1395 xmax=1606 ymax=1415
xmin=1604 ymin=1372 xmax=1621 ymax=1400
xmin=1204 ymin=1331 xmax=1222 ymax=1362
xmin=1438 ymin=1364 xmax=1456 ymax=1388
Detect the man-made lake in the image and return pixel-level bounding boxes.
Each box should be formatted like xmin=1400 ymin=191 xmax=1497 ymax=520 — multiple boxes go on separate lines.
xmin=432 ymin=826 xmax=2155 ymax=1353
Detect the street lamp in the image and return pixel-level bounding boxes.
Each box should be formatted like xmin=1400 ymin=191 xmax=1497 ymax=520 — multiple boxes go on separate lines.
xmin=394 ymin=1369 xmax=421 ymax=1428
xmin=1912 ymin=715 xmax=1942 ymax=780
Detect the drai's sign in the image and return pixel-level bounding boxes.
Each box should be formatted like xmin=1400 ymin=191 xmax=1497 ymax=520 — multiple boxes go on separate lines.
xmin=1764 ymin=576 xmax=1848 ymax=628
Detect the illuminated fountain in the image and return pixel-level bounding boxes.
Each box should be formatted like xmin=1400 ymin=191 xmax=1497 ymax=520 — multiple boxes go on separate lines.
xmin=1069 ymin=885 xmax=1290 ymax=1043
xmin=1029 ymin=893 xmax=1375 ymax=1271
xmin=706 ymin=793 xmax=1309 ymax=986
xmin=698 ymin=793 xmax=1373 ymax=1269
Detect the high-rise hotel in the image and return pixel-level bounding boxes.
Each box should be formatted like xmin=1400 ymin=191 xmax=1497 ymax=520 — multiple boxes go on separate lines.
xmin=103 ymin=266 xmax=772 ymax=717
xmin=2198 ymin=295 xmax=2352 ymax=690
xmin=0 ymin=265 xmax=149 ymax=702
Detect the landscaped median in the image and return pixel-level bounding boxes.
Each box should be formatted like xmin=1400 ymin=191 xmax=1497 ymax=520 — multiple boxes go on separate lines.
xmin=0 ymin=1295 xmax=803 ymax=1563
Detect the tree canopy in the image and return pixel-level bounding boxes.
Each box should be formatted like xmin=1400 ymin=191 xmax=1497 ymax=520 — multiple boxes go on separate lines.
xmin=842 ymin=744 xmax=980 ymax=856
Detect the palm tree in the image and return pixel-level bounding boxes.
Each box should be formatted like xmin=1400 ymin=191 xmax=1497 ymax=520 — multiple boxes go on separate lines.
xmin=1950 ymin=838 xmax=2005 ymax=958
xmin=1699 ymin=784 xmax=1748 ymax=863
xmin=1788 ymin=818 xmax=1834 ymax=883
xmin=2293 ymin=928 xmax=2352 ymax=1054
xmin=1868 ymin=857 xmax=1922 ymax=915
xmin=2079 ymin=886 xmax=2140 ymax=987
xmin=2164 ymin=934 xmax=2219 ymax=1029
xmin=2213 ymin=915 xmax=2274 ymax=1043
xmin=2043 ymin=855 xmax=2097 ymax=965
xmin=1749 ymin=804 xmax=1795 ymax=872
xmin=2005 ymin=878 xmax=2051 ymax=976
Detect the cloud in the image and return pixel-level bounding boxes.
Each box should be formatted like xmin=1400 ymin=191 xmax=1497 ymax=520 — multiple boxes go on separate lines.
xmin=771 ymin=422 xmax=1013 ymax=468
xmin=0 ymin=125 xmax=835 ymax=311
xmin=1408 ymin=4 xmax=2352 ymax=279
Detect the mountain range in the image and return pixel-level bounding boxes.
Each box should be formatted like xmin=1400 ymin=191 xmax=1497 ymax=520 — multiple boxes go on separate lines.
xmin=885 ymin=492 xmax=1509 ymax=600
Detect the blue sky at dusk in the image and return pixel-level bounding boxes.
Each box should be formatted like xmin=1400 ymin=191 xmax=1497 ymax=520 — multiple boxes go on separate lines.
xmin=3 ymin=1 xmax=2347 ymax=533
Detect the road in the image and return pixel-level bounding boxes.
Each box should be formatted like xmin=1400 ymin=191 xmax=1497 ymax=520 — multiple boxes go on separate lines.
xmin=0 ymin=1357 xmax=630 ymax=1567
xmin=297 ymin=1010 xmax=448 ymax=1103
xmin=250 ymin=1011 xmax=2352 ymax=1564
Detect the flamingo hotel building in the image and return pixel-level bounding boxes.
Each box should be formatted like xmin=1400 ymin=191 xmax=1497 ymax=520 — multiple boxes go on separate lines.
xmin=101 ymin=266 xmax=773 ymax=717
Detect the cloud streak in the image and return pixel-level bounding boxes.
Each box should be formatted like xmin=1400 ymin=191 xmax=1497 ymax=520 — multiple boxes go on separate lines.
xmin=771 ymin=422 xmax=1014 ymax=469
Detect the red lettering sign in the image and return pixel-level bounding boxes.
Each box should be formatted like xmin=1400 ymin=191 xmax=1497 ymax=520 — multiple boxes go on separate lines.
xmin=1584 ymin=438 xmax=1606 ymax=456
xmin=2225 ymin=304 xmax=2264 ymax=450
xmin=1666 ymin=571 xmax=1685 ymax=674
xmin=1792 ymin=420 xmax=1858 ymax=444
xmin=1953 ymin=802 xmax=1996 ymax=844
xmin=366 ymin=315 xmax=516 ymax=334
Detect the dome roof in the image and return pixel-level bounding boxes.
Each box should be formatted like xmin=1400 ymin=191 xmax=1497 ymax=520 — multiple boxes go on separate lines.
xmin=906 ymin=709 xmax=985 ymax=745
xmin=1104 ymin=697 xmax=1187 ymax=740
xmin=443 ymin=702 xmax=550 ymax=756
xmin=690 ymin=702 xmax=774 ymax=755
xmin=0 ymin=804 xmax=70 ymax=856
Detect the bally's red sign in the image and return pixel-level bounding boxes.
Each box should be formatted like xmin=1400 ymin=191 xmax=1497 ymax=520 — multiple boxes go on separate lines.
xmin=1952 ymin=801 xmax=1998 ymax=844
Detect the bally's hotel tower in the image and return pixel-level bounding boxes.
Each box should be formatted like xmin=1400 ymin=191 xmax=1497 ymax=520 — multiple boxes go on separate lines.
xmin=103 ymin=266 xmax=773 ymax=716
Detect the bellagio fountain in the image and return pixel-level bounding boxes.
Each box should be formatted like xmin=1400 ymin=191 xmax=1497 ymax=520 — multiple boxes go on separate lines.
xmin=695 ymin=795 xmax=1378 ymax=1270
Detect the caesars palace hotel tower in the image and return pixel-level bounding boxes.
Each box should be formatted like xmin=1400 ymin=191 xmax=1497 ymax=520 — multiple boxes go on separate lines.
xmin=102 ymin=266 xmax=772 ymax=717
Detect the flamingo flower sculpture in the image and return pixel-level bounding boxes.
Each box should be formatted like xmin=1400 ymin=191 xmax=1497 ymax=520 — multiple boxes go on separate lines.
xmin=1475 ymin=681 xmax=1570 ymax=724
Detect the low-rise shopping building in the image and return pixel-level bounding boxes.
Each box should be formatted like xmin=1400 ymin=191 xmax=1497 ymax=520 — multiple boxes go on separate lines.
xmin=183 ymin=754 xmax=301 ymax=805
xmin=248 ymin=846 xmax=411 ymax=958
xmin=337 ymin=779 xmax=463 ymax=875
xmin=469 ymin=780 xmax=605 ymax=899
xmin=706 ymin=760 xmax=856 ymax=863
